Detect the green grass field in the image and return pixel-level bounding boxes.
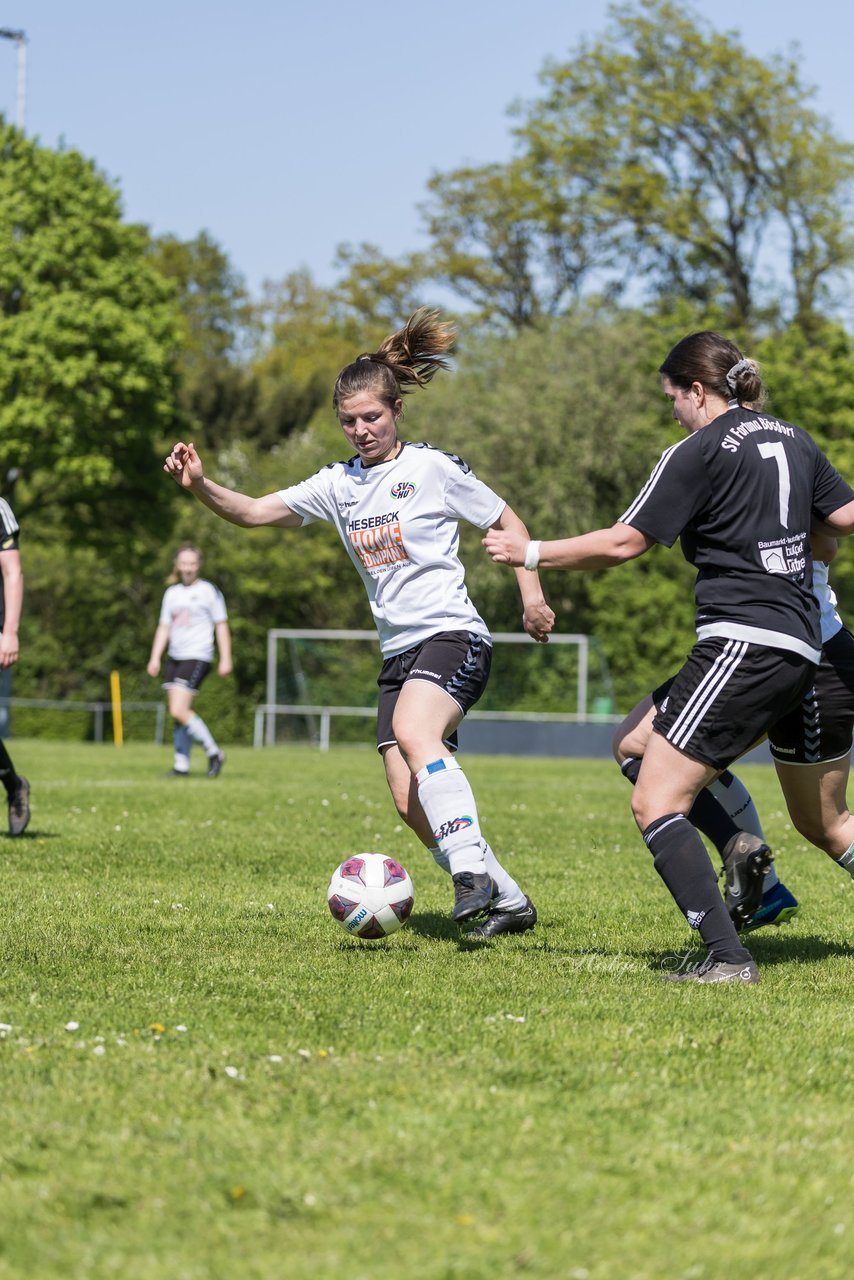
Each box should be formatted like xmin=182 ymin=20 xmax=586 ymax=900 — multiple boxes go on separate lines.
xmin=1 ymin=741 xmax=852 ymax=1280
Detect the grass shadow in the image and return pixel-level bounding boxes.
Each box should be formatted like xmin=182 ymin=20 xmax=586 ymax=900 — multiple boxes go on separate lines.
xmin=1 ymin=830 xmax=61 ymax=840
xmin=407 ymin=910 xmax=467 ymax=943
xmin=746 ymin=932 xmax=854 ymax=965
xmin=640 ymin=932 xmax=854 ymax=975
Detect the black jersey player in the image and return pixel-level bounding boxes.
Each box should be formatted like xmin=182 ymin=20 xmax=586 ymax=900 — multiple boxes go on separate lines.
xmin=485 ymin=331 xmax=854 ymax=983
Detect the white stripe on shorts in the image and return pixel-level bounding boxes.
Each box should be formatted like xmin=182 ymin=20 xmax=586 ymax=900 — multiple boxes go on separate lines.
xmin=667 ymin=639 xmax=749 ymax=752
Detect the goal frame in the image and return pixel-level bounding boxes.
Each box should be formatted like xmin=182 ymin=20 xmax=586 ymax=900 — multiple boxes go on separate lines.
xmin=261 ymin=628 xmax=600 ymax=748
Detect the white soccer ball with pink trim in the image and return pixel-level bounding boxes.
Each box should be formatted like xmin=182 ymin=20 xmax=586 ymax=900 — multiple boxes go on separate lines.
xmin=327 ymin=853 xmax=414 ymax=939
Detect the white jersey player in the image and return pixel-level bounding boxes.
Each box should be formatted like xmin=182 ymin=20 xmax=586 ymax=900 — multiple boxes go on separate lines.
xmin=0 ymin=495 xmax=30 ymax=835
xmin=147 ymin=544 xmax=232 ymax=778
xmin=163 ymin=309 xmax=555 ymax=936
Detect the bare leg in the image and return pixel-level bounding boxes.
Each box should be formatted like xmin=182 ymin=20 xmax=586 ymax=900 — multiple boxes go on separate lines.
xmin=774 ymin=758 xmax=854 ymax=859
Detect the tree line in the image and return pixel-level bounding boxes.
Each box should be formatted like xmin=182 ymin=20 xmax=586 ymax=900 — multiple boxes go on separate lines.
xmin=2 ymin=0 xmax=854 ymax=739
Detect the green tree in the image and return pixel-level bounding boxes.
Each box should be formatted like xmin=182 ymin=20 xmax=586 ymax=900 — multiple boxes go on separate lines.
xmin=148 ymin=230 xmax=262 ymax=452
xmin=0 ymin=122 xmax=182 ymax=544
xmin=424 ymin=0 xmax=854 ymax=332
xmin=332 ymin=242 xmax=430 ymax=329
xmin=421 ymin=160 xmax=596 ymax=327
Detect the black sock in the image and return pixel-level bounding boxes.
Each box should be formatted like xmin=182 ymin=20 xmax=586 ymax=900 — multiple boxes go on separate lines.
xmin=643 ymin=813 xmax=752 ymax=965
xmin=686 ymin=788 xmax=739 ymax=855
xmin=0 ymin=739 xmax=15 ymax=800
xmin=621 ymin=757 xmax=739 ymax=856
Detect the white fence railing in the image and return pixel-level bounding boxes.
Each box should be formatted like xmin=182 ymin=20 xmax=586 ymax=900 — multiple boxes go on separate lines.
xmin=0 ymin=698 xmax=166 ymax=743
xmin=253 ymin=702 xmax=620 ymax=752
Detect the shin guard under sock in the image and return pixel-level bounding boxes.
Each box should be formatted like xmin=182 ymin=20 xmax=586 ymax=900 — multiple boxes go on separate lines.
xmin=416 ymin=757 xmax=487 ymax=877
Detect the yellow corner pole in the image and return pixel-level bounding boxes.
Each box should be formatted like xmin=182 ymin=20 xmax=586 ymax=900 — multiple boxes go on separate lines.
xmin=110 ymin=669 xmax=124 ymax=746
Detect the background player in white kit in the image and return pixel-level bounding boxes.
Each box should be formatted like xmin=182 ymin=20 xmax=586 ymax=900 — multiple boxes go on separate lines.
xmin=162 ymin=309 xmax=555 ymax=936
xmin=147 ymin=544 xmax=232 ymax=778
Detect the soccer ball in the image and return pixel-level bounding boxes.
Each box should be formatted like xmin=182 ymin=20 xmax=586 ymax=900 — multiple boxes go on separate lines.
xmin=327 ymin=853 xmax=414 ymax=940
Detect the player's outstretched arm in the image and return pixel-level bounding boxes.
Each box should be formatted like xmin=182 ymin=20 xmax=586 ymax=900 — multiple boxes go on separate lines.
xmin=163 ymin=442 xmax=302 ymax=529
xmin=818 ymin=498 xmax=854 ymax=539
xmin=491 ymin=504 xmax=555 ymax=644
xmin=483 ymin=521 xmax=654 ymax=571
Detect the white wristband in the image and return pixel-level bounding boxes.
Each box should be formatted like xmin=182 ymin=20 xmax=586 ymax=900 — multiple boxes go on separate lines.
xmin=524 ymin=540 xmax=541 ymax=571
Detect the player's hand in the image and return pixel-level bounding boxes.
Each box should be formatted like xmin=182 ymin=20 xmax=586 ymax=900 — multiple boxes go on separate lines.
xmin=146 ymin=659 xmax=160 ymax=677
xmin=164 ymin=441 xmax=204 ymax=490
xmin=523 ymin=600 xmax=555 ymax=644
xmin=0 ymin=631 xmax=19 ymax=669
xmin=217 ymin=660 xmax=233 ymax=677
xmin=483 ymin=528 xmax=527 ymax=566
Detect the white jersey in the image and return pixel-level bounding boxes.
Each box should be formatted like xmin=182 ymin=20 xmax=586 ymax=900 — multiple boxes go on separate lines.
xmin=0 ymin=496 xmax=20 ymax=629
xmin=277 ymin=442 xmax=505 ymax=656
xmin=813 ymin=561 xmax=843 ymax=644
xmin=158 ymin=579 xmax=228 ymax=662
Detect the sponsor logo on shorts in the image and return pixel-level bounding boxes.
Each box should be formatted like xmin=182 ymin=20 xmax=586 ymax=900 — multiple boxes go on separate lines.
xmin=433 ymin=816 xmax=473 ymax=842
xmin=412 ymin=667 xmax=441 ymax=679
xmin=686 ymin=909 xmax=706 ymax=929
xmin=391 ymin=481 xmax=416 ymax=500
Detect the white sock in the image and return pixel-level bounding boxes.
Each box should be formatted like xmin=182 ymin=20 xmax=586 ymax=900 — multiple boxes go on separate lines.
xmin=482 ymin=842 xmax=527 ymax=911
xmin=708 ymin=772 xmax=765 ymax=838
xmin=186 ymin=713 xmax=218 ymax=756
xmin=416 ymin=758 xmax=487 ymax=877
xmin=429 ymin=841 xmax=527 ymax=912
xmin=173 ymin=724 xmax=191 ymax=772
xmin=709 ymin=772 xmax=779 ymax=890
xmin=837 ymin=844 xmax=854 ymax=879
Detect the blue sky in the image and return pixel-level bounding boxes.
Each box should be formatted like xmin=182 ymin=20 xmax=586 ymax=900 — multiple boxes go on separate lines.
xmin=5 ymin=1 xmax=852 ymax=297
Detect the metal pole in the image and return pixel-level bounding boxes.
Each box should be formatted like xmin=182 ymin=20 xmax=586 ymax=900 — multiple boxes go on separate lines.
xmin=15 ymin=32 xmax=25 ymax=129
xmin=0 ymin=29 xmax=27 ymax=130
xmin=110 ymin=670 xmax=124 ymax=746
xmin=577 ymin=636 xmax=589 ymax=719
xmin=265 ymin=631 xmax=276 ymax=746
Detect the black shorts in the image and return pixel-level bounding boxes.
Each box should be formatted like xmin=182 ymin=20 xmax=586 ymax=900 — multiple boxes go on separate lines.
xmin=376 ymin=631 xmax=492 ymax=753
xmin=769 ymin=627 xmax=854 ymax=765
xmin=162 ymin=657 xmax=212 ymax=694
xmin=652 ymin=637 xmax=817 ymax=771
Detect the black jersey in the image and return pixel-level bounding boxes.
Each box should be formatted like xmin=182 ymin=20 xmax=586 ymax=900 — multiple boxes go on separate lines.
xmin=620 ymin=407 xmax=854 ymax=662
xmin=0 ymin=497 xmax=20 ymax=630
